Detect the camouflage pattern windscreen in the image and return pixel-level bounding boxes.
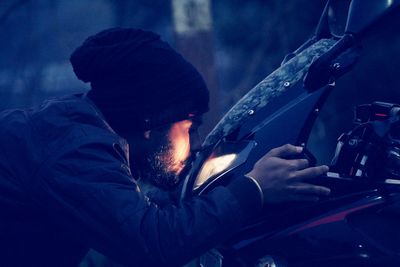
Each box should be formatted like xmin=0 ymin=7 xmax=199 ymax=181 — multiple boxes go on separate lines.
xmin=203 ymin=38 xmax=337 ymax=147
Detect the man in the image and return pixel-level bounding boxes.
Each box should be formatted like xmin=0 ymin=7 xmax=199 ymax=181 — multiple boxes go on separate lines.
xmin=0 ymin=28 xmax=330 ymax=266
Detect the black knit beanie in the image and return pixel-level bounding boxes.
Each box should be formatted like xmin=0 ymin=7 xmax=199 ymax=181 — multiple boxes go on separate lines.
xmin=70 ymin=28 xmax=209 ymax=133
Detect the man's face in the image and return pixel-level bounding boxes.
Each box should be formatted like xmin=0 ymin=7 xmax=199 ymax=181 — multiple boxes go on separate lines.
xmin=130 ymin=117 xmax=202 ymax=191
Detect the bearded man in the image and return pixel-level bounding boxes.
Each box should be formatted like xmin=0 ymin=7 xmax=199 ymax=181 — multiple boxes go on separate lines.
xmin=0 ymin=28 xmax=330 ymax=267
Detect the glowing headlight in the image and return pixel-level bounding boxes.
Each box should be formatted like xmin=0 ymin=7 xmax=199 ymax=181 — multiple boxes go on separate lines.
xmin=194 ymin=153 xmax=238 ymax=189
xmin=190 ymin=140 xmax=257 ymax=193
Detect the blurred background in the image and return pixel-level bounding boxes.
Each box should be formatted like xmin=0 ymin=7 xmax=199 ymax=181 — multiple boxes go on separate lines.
xmin=0 ymin=0 xmax=399 ymax=164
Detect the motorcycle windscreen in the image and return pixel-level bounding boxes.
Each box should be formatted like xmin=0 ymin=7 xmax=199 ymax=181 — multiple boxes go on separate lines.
xmin=202 ymin=39 xmax=337 ymax=148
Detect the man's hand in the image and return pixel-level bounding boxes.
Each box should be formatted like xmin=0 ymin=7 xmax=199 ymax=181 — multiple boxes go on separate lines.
xmin=246 ymin=144 xmax=330 ymax=204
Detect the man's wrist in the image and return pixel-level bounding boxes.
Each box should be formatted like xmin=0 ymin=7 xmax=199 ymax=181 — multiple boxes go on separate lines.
xmin=244 ymin=174 xmax=264 ymax=206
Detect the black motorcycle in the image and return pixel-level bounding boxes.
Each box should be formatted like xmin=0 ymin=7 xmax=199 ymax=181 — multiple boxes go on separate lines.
xmin=181 ymin=0 xmax=400 ymax=266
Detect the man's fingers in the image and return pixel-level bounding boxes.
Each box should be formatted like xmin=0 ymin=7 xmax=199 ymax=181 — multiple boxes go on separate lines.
xmin=289 ymin=183 xmax=331 ymax=196
xmin=292 ymin=165 xmax=329 ymax=181
xmin=286 ymin=158 xmax=309 ymax=170
xmin=266 ymin=144 xmax=303 ymax=158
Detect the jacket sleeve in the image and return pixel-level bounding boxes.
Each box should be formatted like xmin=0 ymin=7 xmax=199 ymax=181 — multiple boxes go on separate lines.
xmin=30 ymin=134 xmax=262 ymax=266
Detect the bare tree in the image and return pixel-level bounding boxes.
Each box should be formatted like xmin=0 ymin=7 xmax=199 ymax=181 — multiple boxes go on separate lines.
xmin=171 ymin=0 xmax=220 ymax=138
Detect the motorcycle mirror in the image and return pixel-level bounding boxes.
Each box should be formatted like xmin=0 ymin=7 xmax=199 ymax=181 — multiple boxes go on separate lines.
xmin=345 ymin=0 xmax=400 ymax=36
xmin=316 ymin=0 xmax=400 ymax=38
xmin=315 ymin=0 xmax=352 ymax=39
xmin=328 ymin=0 xmax=351 ymax=37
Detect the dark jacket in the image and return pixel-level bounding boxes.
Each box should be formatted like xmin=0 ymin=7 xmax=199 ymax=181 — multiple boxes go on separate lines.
xmin=0 ymin=94 xmax=261 ymax=266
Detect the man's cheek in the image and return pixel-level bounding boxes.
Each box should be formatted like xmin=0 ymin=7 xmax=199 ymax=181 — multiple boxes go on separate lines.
xmin=172 ymin=138 xmax=190 ymax=166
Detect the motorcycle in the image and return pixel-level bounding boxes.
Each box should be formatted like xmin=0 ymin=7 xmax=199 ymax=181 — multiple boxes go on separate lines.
xmin=180 ymin=0 xmax=400 ymax=266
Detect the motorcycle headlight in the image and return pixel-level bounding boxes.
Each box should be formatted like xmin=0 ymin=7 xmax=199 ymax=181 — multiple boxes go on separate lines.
xmin=194 ymin=153 xmax=238 ymax=189
xmin=193 ymin=140 xmax=257 ymax=191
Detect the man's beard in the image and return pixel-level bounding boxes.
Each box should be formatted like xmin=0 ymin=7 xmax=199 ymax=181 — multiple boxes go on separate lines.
xmin=131 ymin=135 xmax=193 ymax=191
xmin=147 ymin=141 xmax=184 ymax=190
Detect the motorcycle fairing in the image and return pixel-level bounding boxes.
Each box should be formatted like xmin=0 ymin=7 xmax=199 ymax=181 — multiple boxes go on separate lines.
xmin=218 ymin=192 xmax=398 ymax=267
xmin=181 ymin=38 xmax=339 ymax=198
